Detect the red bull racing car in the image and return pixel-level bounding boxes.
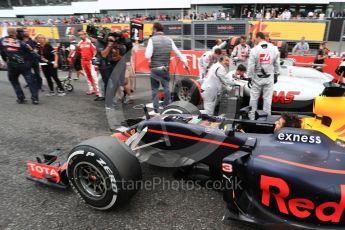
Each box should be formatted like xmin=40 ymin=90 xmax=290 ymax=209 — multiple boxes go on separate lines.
xmin=26 ymin=84 xmax=345 ymax=229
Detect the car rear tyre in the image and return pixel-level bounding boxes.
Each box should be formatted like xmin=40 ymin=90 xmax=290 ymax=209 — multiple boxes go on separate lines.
xmin=67 ymin=136 xmax=142 ymax=210
xmin=161 ymin=101 xmax=201 ymax=115
xmin=173 ymin=80 xmax=200 ymax=106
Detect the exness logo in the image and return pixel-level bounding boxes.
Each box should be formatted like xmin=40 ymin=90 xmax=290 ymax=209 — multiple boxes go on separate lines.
xmin=277 ymin=133 xmax=322 ymax=144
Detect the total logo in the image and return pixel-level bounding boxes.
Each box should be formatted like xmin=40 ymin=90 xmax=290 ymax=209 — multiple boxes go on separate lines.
xmin=277 ymin=133 xmax=322 ymax=144
xmin=27 ymin=161 xmax=60 ymax=182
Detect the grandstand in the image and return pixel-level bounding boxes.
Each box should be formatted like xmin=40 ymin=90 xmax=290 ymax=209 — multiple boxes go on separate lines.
xmin=0 ymin=0 xmax=343 ymax=18
xmin=0 ymin=0 xmax=97 ymax=9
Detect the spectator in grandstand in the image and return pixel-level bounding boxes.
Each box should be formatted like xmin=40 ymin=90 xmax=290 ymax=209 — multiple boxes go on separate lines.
xmin=231 ymin=35 xmax=251 ymax=67
xmin=265 ymin=10 xmax=271 ymax=20
xmin=308 ymin=11 xmax=314 ymax=18
xmin=220 ymin=11 xmax=226 ymax=20
xmin=255 ymin=11 xmax=262 ymax=19
xmin=35 ymin=34 xmax=65 ymax=96
xmin=281 ymin=9 xmax=291 ymax=20
xmin=292 ymin=37 xmax=310 ymax=55
xmin=145 ymin=22 xmax=189 ymax=114
xmin=246 ymin=11 xmax=252 ymax=18
xmin=319 ymin=12 xmax=325 ymax=20
xmin=329 ymin=10 xmax=337 ymax=18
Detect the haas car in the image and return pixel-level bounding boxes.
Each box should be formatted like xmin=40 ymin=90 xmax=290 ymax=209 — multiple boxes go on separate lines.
xmin=27 ymin=84 xmax=345 ymax=229
xmin=173 ymin=59 xmax=334 ymax=111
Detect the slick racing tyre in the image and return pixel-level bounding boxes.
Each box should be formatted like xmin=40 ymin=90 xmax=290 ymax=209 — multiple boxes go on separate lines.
xmin=67 ymin=136 xmax=142 ymax=210
xmin=161 ymin=101 xmax=201 ymax=115
xmin=173 ymin=79 xmax=200 ymax=106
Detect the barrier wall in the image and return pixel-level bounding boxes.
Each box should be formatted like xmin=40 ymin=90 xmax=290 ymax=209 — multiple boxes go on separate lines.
xmin=134 ymin=49 xmax=341 ymax=80
xmin=0 ymin=20 xmax=329 ymax=42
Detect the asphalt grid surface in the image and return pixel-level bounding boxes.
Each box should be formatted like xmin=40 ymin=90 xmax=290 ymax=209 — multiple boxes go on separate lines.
xmin=0 ymin=70 xmax=254 ymax=230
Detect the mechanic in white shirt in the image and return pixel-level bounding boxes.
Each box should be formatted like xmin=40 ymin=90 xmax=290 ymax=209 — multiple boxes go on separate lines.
xmin=145 ymin=22 xmax=189 ymax=113
xmin=201 ymin=55 xmax=235 ymax=115
xmin=212 ymin=39 xmax=227 ymax=52
xmin=231 ymin=35 xmax=251 ymax=67
xmin=226 ymin=64 xmax=248 ymax=97
xmin=198 ymin=48 xmax=222 ymax=79
xmin=247 ymin=32 xmax=280 ymax=120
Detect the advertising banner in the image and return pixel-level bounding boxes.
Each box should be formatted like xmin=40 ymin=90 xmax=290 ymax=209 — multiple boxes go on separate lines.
xmin=134 ymin=49 xmax=203 ymax=77
xmin=143 ymin=23 xmax=153 ymax=38
xmin=206 ymin=23 xmax=247 ymax=36
xmin=250 ymin=21 xmax=326 ymax=41
xmin=57 ymin=24 xmax=83 ymax=40
xmin=134 ymin=49 xmax=341 ymax=80
xmin=82 ymin=23 xmax=130 ymax=33
xmin=163 ymin=24 xmax=183 ymax=36
xmin=0 ymin=26 xmax=59 ymax=39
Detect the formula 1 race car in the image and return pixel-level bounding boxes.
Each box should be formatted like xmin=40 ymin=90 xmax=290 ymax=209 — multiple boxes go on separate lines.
xmin=173 ymin=59 xmax=334 ymax=112
xmin=26 ymin=85 xmax=345 ymax=229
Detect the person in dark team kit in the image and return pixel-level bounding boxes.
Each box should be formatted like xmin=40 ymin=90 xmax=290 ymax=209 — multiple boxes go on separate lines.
xmin=36 ymin=34 xmax=65 ymax=96
xmin=22 ymin=28 xmax=43 ymax=91
xmin=0 ymin=28 xmax=39 ymax=104
xmin=314 ymin=41 xmax=329 ymax=72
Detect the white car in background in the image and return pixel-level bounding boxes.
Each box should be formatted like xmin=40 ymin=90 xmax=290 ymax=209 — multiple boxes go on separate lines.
xmin=173 ymin=59 xmax=334 ymax=112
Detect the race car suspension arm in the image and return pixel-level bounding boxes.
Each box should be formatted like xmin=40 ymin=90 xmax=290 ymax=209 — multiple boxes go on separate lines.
xmin=126 ymin=127 xmax=167 ymax=151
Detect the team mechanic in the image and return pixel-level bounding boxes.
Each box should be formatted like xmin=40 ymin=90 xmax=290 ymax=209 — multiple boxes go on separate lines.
xmin=77 ymin=30 xmax=101 ymax=99
xmin=247 ymin=32 xmax=280 ymax=120
xmin=201 ymin=55 xmax=236 ymax=115
xmin=0 ymin=28 xmax=39 ymax=104
xmin=231 ymin=35 xmax=251 ymax=67
xmin=145 ymin=22 xmax=189 ymax=114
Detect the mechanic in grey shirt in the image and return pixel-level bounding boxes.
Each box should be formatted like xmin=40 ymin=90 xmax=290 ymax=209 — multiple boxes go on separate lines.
xmin=292 ymin=37 xmax=309 ymax=55
xmin=145 ymin=22 xmax=189 ymax=113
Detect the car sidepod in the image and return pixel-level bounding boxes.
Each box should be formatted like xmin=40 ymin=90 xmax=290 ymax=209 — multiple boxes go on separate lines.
xmin=223 ymin=128 xmax=345 ymax=229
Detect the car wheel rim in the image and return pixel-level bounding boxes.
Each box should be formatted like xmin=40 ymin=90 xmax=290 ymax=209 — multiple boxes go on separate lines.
xmin=74 ymin=162 xmax=107 ymax=200
xmin=178 ymin=87 xmax=192 ymax=102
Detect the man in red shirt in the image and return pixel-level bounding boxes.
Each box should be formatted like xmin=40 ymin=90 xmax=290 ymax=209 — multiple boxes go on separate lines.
xmin=77 ymin=31 xmax=100 ymax=98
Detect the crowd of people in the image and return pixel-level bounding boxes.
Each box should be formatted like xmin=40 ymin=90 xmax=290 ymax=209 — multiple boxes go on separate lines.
xmin=0 ymin=20 xmax=343 ymax=123
xmin=0 ymin=14 xmax=182 ymax=27
xmin=0 ymin=26 xmax=138 ymax=107
xmin=1 ymin=7 xmax=345 ymax=26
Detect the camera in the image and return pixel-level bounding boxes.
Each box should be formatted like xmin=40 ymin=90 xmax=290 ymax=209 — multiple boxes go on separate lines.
xmin=86 ymin=24 xmax=111 ymax=44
